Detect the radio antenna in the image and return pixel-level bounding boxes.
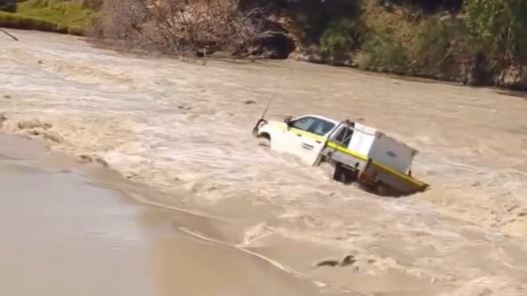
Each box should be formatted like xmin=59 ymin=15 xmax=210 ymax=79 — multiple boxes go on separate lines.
xmin=0 ymin=28 xmax=18 ymax=41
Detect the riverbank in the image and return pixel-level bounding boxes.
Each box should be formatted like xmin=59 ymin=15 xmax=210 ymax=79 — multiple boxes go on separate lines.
xmin=1 ymin=30 xmax=527 ymax=295
xmin=0 ymin=11 xmax=83 ymax=35
xmin=90 ymin=0 xmax=527 ymax=90
xmin=0 ymin=0 xmax=92 ymax=35
xmin=3 ymin=1 xmax=527 ymax=90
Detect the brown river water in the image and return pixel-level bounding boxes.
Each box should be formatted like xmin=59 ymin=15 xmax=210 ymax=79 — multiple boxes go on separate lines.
xmin=0 ymin=135 xmax=336 ymax=296
xmin=1 ymin=29 xmax=527 ymax=295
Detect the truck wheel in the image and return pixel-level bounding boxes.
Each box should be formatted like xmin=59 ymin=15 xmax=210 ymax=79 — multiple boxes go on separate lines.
xmin=257 ymin=135 xmax=270 ymax=149
xmin=333 ymin=163 xmax=356 ymax=185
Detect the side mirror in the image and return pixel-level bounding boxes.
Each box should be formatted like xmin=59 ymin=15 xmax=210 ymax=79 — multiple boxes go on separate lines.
xmin=283 ymin=116 xmax=292 ymax=126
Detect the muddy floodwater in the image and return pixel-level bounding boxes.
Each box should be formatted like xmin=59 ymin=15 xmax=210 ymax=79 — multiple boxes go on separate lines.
xmin=0 ymin=135 xmax=338 ymax=296
xmin=1 ymin=30 xmax=527 ymax=295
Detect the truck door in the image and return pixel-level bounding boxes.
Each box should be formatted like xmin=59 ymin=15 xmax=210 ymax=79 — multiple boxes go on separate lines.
xmin=330 ymin=124 xmax=354 ymax=148
xmin=288 ymin=117 xmax=335 ymax=165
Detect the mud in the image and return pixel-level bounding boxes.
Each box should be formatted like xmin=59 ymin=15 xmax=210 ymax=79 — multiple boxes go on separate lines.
xmin=1 ymin=30 xmax=527 ymax=295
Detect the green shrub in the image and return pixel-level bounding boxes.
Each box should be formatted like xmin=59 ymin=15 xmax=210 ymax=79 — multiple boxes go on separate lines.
xmin=16 ymin=0 xmax=94 ymax=30
xmin=415 ymin=18 xmax=452 ymax=64
xmin=358 ymin=32 xmax=409 ymax=74
xmin=0 ymin=10 xmax=57 ymax=30
xmin=413 ymin=16 xmax=472 ymax=78
xmin=464 ymin=0 xmax=527 ymax=67
xmin=319 ymin=18 xmax=364 ymax=63
xmin=0 ymin=10 xmax=83 ymax=35
xmin=0 ymin=0 xmax=95 ymax=35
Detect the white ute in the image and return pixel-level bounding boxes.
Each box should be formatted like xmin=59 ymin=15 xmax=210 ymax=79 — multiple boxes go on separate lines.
xmin=252 ymin=114 xmax=428 ymax=196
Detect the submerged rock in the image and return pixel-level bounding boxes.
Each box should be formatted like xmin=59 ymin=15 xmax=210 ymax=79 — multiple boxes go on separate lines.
xmin=77 ymin=154 xmax=109 ymax=167
xmin=17 ymin=119 xmax=52 ymax=130
xmin=340 ymin=255 xmax=356 ymax=267
xmin=316 ymin=255 xmax=357 ymax=268
xmin=316 ymin=259 xmax=340 ymax=267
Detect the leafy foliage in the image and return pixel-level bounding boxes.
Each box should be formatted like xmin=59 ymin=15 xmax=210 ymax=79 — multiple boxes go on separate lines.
xmin=320 ymin=18 xmax=364 ymax=62
xmin=358 ymin=32 xmax=409 ymax=74
xmin=0 ymin=10 xmax=82 ymax=34
xmin=16 ymin=0 xmax=95 ymax=29
xmin=381 ymin=0 xmax=463 ymax=12
xmin=464 ymin=0 xmax=527 ymax=66
xmin=413 ymin=16 xmax=471 ymax=78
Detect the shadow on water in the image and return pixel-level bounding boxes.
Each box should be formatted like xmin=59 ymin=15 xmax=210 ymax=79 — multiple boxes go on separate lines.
xmin=495 ymin=90 xmax=527 ymax=101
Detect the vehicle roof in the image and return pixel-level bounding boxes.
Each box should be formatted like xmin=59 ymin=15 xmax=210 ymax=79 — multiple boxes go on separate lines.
xmin=295 ymin=114 xmax=339 ymax=125
xmin=294 ymin=114 xmax=419 ymax=152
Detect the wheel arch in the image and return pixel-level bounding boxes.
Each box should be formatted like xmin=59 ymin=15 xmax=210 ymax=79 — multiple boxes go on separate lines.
xmin=258 ymin=132 xmax=271 ymax=140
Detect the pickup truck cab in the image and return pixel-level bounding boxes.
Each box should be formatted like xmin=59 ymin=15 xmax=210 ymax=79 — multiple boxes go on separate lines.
xmin=253 ymin=114 xmax=428 ymax=196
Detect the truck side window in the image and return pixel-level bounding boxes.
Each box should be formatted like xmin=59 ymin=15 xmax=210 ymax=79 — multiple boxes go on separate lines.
xmin=308 ymin=120 xmax=335 ymax=136
xmin=291 ymin=117 xmax=335 ymax=136
xmin=335 ymin=127 xmax=353 ymax=147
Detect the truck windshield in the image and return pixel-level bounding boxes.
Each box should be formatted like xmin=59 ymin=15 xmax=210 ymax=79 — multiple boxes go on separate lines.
xmin=291 ymin=117 xmax=335 ymax=136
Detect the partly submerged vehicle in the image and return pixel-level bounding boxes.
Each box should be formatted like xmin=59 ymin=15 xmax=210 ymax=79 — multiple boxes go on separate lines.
xmin=252 ymin=114 xmax=429 ymax=196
